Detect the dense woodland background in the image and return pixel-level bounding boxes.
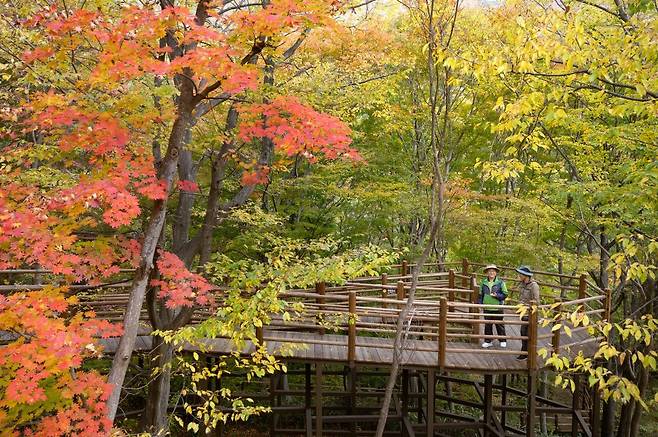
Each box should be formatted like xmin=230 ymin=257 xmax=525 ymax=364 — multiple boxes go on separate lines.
xmin=0 ymin=0 xmax=656 ymax=435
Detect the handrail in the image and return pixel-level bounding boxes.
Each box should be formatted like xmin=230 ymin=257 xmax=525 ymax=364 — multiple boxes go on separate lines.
xmin=467 ymin=262 xmax=581 ymax=280
xmin=4 ymin=258 xmax=607 ymax=372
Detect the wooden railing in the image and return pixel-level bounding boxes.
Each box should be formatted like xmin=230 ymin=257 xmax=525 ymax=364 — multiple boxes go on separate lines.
xmin=0 ymin=260 xmax=610 ymax=371
xmin=259 ymin=270 xmax=608 ymax=371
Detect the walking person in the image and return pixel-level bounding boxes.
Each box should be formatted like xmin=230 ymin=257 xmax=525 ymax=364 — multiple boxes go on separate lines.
xmin=479 ymin=264 xmax=508 ymax=348
xmin=516 ymin=265 xmax=540 ymax=360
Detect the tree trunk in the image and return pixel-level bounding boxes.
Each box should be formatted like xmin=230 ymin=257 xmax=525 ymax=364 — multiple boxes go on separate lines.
xmin=141 ymin=336 xmax=176 ymax=435
xmin=629 ymin=364 xmax=648 ymax=437
xmin=106 ymin=107 xmax=191 ymax=423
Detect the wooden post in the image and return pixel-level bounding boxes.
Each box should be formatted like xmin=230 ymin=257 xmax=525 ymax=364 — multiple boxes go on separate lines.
xmin=572 ymin=374 xmax=582 ymax=437
xmin=349 ymin=366 xmax=357 ymax=436
xmin=527 ymin=372 xmax=537 ymax=437
xmin=316 ymin=282 xmax=326 ymax=335
xmin=591 ymin=384 xmax=601 ymax=437
xmin=402 ymin=260 xmax=409 ymax=276
xmin=348 ymin=291 xmax=356 ymax=366
xmin=416 ymin=372 xmax=423 ymax=423
xmin=439 ymin=298 xmax=447 ymax=369
xmin=448 ymin=269 xmax=455 ymax=305
xmin=256 ymin=326 xmax=263 ymax=344
xmin=215 ymin=370 xmax=223 ymax=437
xmin=401 ymin=370 xmax=409 ymax=437
xmin=471 ymin=274 xmax=480 ymax=344
xmin=552 ymin=303 xmax=562 ymax=355
xmin=269 ymin=374 xmax=277 ymax=435
xmin=315 ymin=364 xmax=323 ymax=437
xmin=528 ymin=301 xmax=538 ymax=371
xmin=578 ymin=274 xmax=587 ymax=312
xmin=484 ymin=374 xmax=493 ymax=437
xmin=501 ymin=374 xmax=508 ymax=431
xmin=461 ymin=258 xmax=469 ymax=288
xmin=396 ymin=281 xmax=405 ymax=310
xmin=427 ymin=370 xmax=435 ymax=437
xmin=604 ymin=287 xmax=612 ymax=322
xmin=305 ymin=364 xmax=312 ymax=437
xmin=381 ymin=273 xmax=388 ymax=310
xmin=471 ymin=274 xmax=479 ymax=303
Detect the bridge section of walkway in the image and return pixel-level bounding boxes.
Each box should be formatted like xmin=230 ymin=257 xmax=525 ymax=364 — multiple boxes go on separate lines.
xmin=1 ymin=260 xmax=610 ymax=436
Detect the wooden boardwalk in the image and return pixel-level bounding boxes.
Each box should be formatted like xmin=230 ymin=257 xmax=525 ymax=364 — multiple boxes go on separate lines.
xmin=94 ymin=266 xmax=606 ymax=375
xmin=2 ymin=260 xmax=609 ymax=436
xmin=100 ymin=321 xmax=597 ymax=372
xmin=1 ymin=261 xmax=609 ymax=374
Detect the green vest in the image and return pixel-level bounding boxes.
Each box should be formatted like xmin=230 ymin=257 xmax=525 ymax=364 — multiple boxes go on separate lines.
xmin=480 ymin=277 xmax=508 ymax=311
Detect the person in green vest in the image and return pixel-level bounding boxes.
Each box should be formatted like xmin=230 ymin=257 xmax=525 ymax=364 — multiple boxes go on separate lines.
xmin=479 ymin=264 xmax=508 ymax=348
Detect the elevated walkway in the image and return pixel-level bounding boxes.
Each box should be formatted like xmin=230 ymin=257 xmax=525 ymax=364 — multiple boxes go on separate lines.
xmin=1 ymin=260 xmax=609 ymax=436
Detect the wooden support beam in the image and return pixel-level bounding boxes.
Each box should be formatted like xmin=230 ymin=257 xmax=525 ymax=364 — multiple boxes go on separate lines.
xmin=382 ymin=273 xmax=389 ymax=310
xmin=484 ymin=374 xmax=493 ymax=437
xmin=348 ymin=291 xmax=356 ymax=365
xmin=438 ymin=298 xmax=447 ymax=369
xmin=500 ymin=374 xmax=508 ymax=432
xmin=427 ymin=370 xmax=435 ymax=437
xmin=305 ymin=364 xmax=312 ymax=437
xmin=402 ymin=416 xmax=416 ymax=437
xmin=591 ymin=383 xmax=601 ymax=437
xmin=402 ymin=370 xmax=409 ymax=437
xmin=575 ymin=410 xmax=593 ymax=437
xmin=461 ymin=258 xmax=469 ymax=288
xmin=442 ymin=372 xmax=454 ymax=413
xmin=578 ymin=275 xmax=587 ymax=311
xmin=316 ymin=282 xmax=326 ymax=335
xmin=572 ymin=374 xmax=582 ymax=437
xmin=415 ymin=372 xmax=423 ymax=419
xmin=396 ymin=281 xmax=405 ymax=310
xmin=315 ymin=364 xmax=323 ymax=437
xmin=528 ymin=301 xmax=538 ymax=371
xmin=349 ymin=366 xmax=357 ymax=436
xmin=402 ymin=260 xmax=409 ymax=276
xmin=305 ymin=408 xmax=312 ymax=437
xmin=470 ymin=275 xmax=480 ymax=344
xmin=552 ymin=302 xmax=562 ymax=355
xmin=448 ymin=269 xmax=455 ymax=303
xmin=270 ymin=373 xmax=277 ymax=436
xmin=527 ymin=372 xmax=537 ymax=437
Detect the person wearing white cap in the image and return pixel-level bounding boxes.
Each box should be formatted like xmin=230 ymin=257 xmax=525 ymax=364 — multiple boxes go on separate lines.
xmin=478 ymin=264 xmax=508 ymax=348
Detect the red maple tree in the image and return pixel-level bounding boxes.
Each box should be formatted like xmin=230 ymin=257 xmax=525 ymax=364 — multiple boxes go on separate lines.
xmin=1 ymin=0 xmax=360 ymax=434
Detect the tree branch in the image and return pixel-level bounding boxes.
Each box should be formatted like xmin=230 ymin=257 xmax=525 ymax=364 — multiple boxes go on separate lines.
xmin=573 ymin=0 xmax=624 ymax=21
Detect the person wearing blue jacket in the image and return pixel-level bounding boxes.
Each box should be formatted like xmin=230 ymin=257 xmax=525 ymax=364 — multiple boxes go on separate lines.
xmin=479 ymin=264 xmax=508 ymax=348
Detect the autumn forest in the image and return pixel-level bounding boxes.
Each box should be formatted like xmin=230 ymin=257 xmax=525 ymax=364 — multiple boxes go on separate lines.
xmin=0 ymin=0 xmax=656 ymax=436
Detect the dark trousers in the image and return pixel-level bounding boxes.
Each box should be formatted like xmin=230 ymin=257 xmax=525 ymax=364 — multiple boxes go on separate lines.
xmin=520 ymin=315 xmax=529 ymax=351
xmin=484 ymin=312 xmax=506 ymax=342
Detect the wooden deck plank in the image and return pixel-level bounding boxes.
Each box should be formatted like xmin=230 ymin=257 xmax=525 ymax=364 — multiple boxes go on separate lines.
xmin=98 ymin=330 xmax=555 ymax=372
xmin=95 ymin=296 xmax=602 ymax=373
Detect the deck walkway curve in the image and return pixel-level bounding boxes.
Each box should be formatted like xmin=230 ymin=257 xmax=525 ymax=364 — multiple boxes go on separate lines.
xmin=90 ymin=261 xmax=609 ymax=374
xmin=1 ymin=259 xmax=610 ymax=436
